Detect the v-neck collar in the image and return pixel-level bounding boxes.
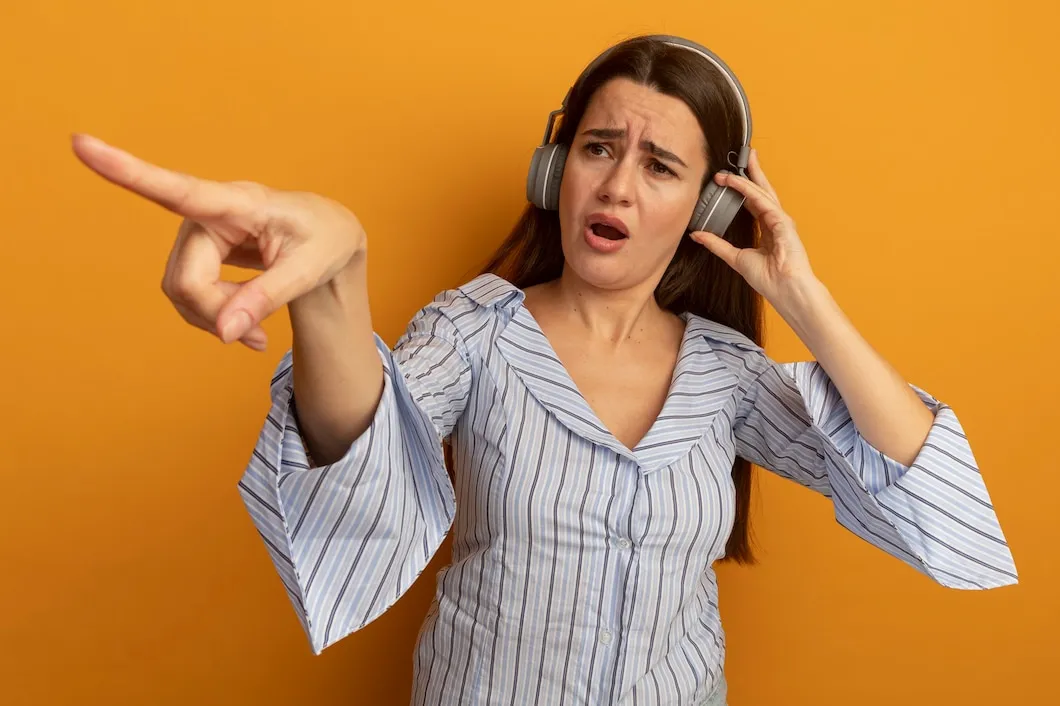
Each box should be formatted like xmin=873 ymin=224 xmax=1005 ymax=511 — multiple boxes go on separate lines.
xmin=460 ymin=274 xmax=747 ymax=472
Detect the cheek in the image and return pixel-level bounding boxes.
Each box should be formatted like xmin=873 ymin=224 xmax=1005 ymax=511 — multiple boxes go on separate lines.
xmin=644 ymin=184 xmax=700 ymax=234
xmin=560 ymin=159 xmax=591 ymax=199
xmin=558 ymin=165 xmax=592 ymax=225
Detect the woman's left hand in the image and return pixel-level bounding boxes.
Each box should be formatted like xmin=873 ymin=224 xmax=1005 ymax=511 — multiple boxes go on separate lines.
xmin=690 ymin=149 xmax=819 ymax=308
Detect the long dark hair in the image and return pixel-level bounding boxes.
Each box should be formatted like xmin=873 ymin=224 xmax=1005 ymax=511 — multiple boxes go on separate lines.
xmin=477 ymin=35 xmax=762 ymax=564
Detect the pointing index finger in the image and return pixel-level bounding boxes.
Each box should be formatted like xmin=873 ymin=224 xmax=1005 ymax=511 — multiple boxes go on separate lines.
xmin=71 ymin=133 xmax=252 ymax=221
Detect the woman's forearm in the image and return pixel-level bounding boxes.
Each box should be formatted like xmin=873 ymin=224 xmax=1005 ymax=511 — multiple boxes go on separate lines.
xmin=288 ymin=250 xmax=383 ymax=466
xmin=776 ymin=276 xmax=936 ymax=467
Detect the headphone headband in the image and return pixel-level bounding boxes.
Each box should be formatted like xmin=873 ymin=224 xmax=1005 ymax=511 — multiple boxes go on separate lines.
xmin=540 ymin=34 xmax=753 ymax=173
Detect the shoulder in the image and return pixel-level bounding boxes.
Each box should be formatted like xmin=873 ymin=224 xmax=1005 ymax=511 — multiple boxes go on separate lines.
xmin=683 ymin=312 xmax=762 ymax=353
xmin=682 ymin=311 xmax=769 ymax=378
xmin=425 ymin=272 xmax=524 ymax=319
xmin=454 ymin=273 xmax=526 ymax=313
xmin=678 ymin=311 xmax=771 ymax=390
xmin=404 ymin=273 xmax=524 ymax=345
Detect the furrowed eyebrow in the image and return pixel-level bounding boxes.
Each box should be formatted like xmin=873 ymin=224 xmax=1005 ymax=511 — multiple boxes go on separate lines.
xmin=580 ymin=128 xmax=688 ymax=168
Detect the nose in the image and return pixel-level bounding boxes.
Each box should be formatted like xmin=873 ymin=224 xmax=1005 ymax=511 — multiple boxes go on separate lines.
xmin=596 ymin=155 xmax=635 ymax=207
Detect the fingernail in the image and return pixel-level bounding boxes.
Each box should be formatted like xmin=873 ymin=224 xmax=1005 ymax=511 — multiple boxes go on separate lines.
xmin=221 ymin=311 xmax=251 ymax=343
xmin=245 ymin=330 xmax=268 ymax=351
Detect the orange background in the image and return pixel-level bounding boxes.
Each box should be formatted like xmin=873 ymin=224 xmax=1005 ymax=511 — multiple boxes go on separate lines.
xmin=2 ymin=1 xmax=1057 ymax=704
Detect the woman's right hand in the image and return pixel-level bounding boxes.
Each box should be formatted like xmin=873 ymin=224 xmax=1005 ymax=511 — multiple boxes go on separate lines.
xmin=71 ymin=133 xmax=367 ymax=351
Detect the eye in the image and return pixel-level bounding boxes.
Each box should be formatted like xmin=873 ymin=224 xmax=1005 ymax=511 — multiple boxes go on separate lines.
xmin=584 ymin=141 xmax=609 ymax=158
xmin=649 ymin=160 xmax=676 ymax=177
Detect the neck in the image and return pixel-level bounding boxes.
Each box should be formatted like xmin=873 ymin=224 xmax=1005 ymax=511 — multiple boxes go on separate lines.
xmin=547 ymin=266 xmax=670 ymax=345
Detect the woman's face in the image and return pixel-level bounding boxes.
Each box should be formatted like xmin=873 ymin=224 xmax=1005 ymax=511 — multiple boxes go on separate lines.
xmin=558 ymin=77 xmax=709 ymax=292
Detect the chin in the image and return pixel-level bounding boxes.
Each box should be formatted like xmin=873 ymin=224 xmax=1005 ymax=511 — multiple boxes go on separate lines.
xmin=561 ymin=241 xmax=649 ymax=292
xmin=568 ymin=262 xmax=631 ymax=291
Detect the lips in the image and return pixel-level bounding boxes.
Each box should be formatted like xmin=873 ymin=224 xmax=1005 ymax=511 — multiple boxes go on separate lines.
xmin=586 ymin=213 xmax=630 ymax=240
xmin=583 ymin=212 xmax=631 ymax=254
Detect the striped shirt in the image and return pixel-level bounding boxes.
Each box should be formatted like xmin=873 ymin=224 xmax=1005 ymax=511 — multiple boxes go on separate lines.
xmin=237 ymin=273 xmax=1018 ymax=705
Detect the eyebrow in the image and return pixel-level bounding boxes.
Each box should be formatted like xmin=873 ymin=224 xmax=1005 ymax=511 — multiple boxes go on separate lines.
xmin=580 ymin=128 xmax=689 ymax=168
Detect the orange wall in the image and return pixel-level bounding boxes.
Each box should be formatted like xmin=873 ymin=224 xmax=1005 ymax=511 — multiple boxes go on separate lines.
xmin=2 ymin=1 xmax=1056 ymax=704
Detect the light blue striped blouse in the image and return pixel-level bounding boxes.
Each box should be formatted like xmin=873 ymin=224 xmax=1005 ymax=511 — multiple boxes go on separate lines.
xmin=238 ymin=273 xmax=1017 ymax=705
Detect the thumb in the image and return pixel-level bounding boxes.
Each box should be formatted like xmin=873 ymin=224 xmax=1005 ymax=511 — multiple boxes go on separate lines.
xmin=210 ymin=281 xmax=269 ymax=349
xmin=216 ymin=258 xmax=318 ymax=342
xmin=690 ymin=230 xmax=740 ymax=269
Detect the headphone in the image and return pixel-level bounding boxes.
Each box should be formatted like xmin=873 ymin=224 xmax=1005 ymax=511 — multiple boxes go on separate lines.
xmin=525 ymin=34 xmax=754 ymax=237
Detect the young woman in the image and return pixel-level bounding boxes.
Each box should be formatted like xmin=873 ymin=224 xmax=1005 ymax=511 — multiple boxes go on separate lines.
xmin=72 ymin=34 xmax=1016 ymax=706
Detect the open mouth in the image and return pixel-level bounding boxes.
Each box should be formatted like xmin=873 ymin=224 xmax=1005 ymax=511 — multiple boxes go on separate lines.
xmin=590 ymin=223 xmax=628 ymax=241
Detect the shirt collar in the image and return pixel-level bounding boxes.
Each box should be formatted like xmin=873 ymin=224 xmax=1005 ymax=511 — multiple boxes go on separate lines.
xmin=464 ymin=273 xmax=751 ymax=471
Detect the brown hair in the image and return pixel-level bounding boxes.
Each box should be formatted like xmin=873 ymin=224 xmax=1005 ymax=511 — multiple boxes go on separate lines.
xmin=478 ymin=35 xmax=763 ymax=564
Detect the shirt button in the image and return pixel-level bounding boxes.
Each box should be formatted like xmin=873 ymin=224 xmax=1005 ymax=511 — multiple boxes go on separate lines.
xmin=616 ymin=538 xmax=631 ymax=550
xmin=599 ymin=629 xmax=613 ymax=645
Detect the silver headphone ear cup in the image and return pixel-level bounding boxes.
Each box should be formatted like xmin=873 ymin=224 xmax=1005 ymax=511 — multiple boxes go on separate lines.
xmin=526 ymin=143 xmax=569 ymax=210
xmin=689 ymin=181 xmax=720 ymax=233
xmin=543 ymin=144 xmax=568 ymax=210
xmin=526 ymin=145 xmax=549 ymax=207
xmin=706 ymin=189 xmax=746 ymax=236
xmin=688 ymin=173 xmax=745 ymax=236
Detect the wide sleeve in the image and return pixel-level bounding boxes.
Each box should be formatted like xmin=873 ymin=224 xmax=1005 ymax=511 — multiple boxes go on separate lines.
xmin=731 ymin=355 xmax=1018 ymax=590
xmin=236 ymin=295 xmax=474 ymax=654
